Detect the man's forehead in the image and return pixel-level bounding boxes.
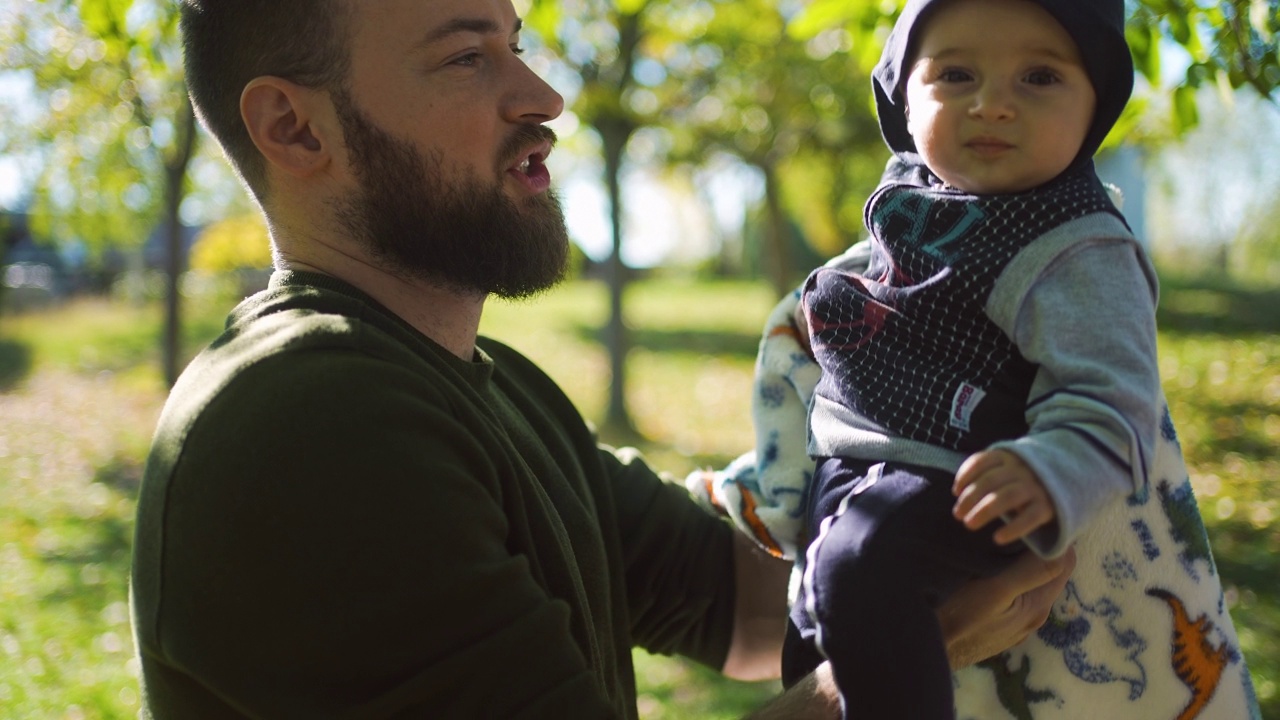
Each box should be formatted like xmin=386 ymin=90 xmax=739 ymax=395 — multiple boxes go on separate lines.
xmin=348 ymin=0 xmax=522 ymax=48
xmin=417 ymin=15 xmax=523 ymax=47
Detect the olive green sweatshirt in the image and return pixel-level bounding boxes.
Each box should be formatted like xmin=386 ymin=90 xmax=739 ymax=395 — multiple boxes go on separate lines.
xmin=131 ymin=271 xmax=735 ymax=719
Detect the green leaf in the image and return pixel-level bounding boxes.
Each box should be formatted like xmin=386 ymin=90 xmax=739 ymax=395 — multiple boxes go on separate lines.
xmin=524 ymin=0 xmax=563 ymax=41
xmin=616 ymin=0 xmax=649 ymax=17
xmin=1165 ymin=8 xmax=1191 ymax=46
xmin=789 ymin=0 xmax=863 ymax=40
xmin=77 ymin=0 xmax=134 ymax=42
xmin=1099 ymin=98 xmax=1146 ymax=151
xmin=1186 ymin=61 xmax=1213 ymax=88
xmin=1127 ymin=23 xmax=1161 ymax=83
xmin=1172 ymin=83 xmax=1200 ymax=133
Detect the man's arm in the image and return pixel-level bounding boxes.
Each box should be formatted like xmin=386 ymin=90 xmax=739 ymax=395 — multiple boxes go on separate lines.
xmin=722 ymin=533 xmax=791 ymax=681
xmin=731 ymin=541 xmax=1077 ymax=718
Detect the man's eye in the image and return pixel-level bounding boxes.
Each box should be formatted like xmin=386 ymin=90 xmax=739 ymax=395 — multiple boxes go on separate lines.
xmin=451 ymin=52 xmax=480 ymax=67
xmin=511 ymin=45 xmax=526 ymax=56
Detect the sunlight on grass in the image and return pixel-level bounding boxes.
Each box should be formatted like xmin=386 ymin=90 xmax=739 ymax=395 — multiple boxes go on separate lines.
xmin=631 ymin=648 xmax=779 ymax=720
xmin=0 ymin=274 xmax=1276 ymax=718
xmin=0 ymin=370 xmax=162 ymax=717
xmin=480 ymin=279 xmax=775 ymax=477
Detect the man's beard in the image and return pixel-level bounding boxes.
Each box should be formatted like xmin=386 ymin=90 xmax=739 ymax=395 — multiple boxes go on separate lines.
xmin=328 ymin=88 xmax=569 ymax=299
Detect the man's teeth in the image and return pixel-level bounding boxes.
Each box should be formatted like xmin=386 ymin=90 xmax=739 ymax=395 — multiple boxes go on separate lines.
xmin=519 ymin=158 xmax=530 ymax=173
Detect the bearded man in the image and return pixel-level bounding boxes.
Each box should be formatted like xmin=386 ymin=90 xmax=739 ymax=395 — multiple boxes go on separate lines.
xmin=130 ymin=1 xmax=1075 ymax=717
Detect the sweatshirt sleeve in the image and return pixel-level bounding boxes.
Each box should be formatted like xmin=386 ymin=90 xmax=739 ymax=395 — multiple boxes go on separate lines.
xmin=986 ymin=225 xmax=1161 ymax=557
xmin=144 ymin=349 xmax=624 ymax=719
xmin=602 ymin=446 xmax=737 ymax=670
xmin=478 ymin=338 xmax=738 ymax=673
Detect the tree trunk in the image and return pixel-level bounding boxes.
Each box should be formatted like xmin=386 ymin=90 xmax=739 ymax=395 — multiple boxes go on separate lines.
xmin=760 ymin=163 xmax=793 ymax=298
xmin=599 ymin=119 xmax=636 ymax=434
xmin=162 ymin=96 xmax=198 ymax=388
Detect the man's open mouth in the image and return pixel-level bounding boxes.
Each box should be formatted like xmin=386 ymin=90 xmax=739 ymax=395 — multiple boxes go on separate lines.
xmin=508 ymin=141 xmax=553 ymax=191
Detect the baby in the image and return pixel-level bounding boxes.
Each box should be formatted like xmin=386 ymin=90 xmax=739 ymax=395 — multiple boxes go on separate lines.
xmin=689 ymin=0 xmax=1260 ymax=717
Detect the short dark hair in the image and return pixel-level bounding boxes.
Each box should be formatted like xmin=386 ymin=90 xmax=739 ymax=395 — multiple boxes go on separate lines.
xmin=180 ymin=1 xmax=353 ymax=199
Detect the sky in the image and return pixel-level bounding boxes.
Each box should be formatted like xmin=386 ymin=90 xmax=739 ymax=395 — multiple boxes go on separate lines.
xmin=0 ymin=71 xmax=34 ymax=208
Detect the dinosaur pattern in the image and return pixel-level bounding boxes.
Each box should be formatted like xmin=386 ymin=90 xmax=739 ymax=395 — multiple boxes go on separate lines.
xmin=1130 ymin=519 xmax=1162 ymax=561
xmin=1157 ymin=479 xmax=1218 ymax=580
xmin=976 ymin=653 xmax=1058 ymax=719
xmin=1146 ymin=588 xmax=1234 ymax=720
xmin=1036 ymin=581 xmax=1149 ymax=700
xmin=738 ymin=485 xmax=785 ymax=559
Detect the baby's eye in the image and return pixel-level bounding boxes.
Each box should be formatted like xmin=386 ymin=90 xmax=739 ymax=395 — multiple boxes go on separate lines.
xmin=1024 ymin=69 xmax=1060 ymax=86
xmin=937 ymin=68 xmax=974 ymax=83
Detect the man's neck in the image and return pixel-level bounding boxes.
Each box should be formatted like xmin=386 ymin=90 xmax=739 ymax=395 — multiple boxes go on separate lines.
xmin=276 ymin=239 xmax=485 ymax=362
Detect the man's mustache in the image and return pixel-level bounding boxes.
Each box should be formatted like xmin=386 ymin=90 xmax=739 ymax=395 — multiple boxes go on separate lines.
xmin=500 ymin=124 xmax=558 ymax=167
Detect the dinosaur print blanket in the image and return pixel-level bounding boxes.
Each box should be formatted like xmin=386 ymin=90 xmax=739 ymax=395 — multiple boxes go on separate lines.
xmin=686 ymin=283 xmax=1260 ymax=719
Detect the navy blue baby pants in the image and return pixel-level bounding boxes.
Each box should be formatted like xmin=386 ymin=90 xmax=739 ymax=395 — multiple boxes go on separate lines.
xmin=782 ymin=456 xmax=1025 ymax=719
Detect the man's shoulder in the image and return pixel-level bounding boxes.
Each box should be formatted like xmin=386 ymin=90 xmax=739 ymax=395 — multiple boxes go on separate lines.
xmin=219 ymin=279 xmax=418 ymax=359
xmin=153 ymin=286 xmax=452 ymax=458
xmin=177 ymin=294 xmax=386 ymax=400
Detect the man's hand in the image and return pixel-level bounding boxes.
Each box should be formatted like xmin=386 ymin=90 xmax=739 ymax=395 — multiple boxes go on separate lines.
xmin=938 ymin=547 xmax=1076 ymax=669
xmin=953 ymin=449 xmax=1054 ymax=546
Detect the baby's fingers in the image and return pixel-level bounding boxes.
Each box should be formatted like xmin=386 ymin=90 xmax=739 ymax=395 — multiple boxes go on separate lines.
xmin=992 ymin=498 xmax=1055 ymax=545
xmin=953 ymin=452 xmax=1006 ymax=495
xmin=957 ymin=482 xmax=1034 ymax=531
xmin=953 ymin=472 xmax=1013 ymax=524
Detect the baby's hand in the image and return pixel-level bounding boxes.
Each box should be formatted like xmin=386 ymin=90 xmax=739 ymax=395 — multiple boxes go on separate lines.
xmin=952 ymin=450 xmax=1054 ymax=546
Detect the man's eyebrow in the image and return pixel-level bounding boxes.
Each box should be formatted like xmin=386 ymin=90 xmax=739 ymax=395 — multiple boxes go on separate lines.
xmin=417 ymin=16 xmax=523 ymax=47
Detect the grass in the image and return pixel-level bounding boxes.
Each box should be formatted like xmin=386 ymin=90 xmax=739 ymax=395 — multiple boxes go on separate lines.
xmin=0 ymin=273 xmax=1276 ymax=718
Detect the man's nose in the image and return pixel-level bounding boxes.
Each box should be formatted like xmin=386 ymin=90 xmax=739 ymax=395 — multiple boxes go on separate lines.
xmin=504 ymin=58 xmax=565 ymax=124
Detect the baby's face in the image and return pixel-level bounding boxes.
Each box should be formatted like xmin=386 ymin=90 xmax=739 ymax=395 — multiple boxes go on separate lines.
xmin=903 ymin=0 xmax=1096 ymax=194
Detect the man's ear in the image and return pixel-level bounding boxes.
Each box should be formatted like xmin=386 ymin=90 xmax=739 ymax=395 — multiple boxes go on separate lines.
xmin=241 ymin=77 xmax=336 ymax=179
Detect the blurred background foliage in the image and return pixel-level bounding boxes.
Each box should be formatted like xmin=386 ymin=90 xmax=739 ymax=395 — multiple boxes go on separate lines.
xmin=188 ymin=216 xmax=270 ymax=274
xmin=1 ymin=0 xmax=1279 ymax=717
